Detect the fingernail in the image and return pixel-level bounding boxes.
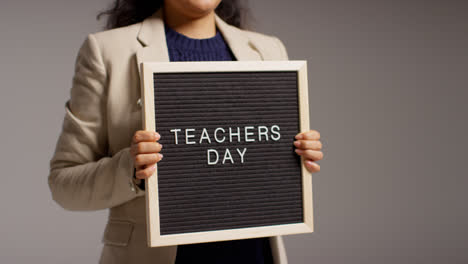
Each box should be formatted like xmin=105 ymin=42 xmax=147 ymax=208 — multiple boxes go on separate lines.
xmin=295 ymin=149 xmax=303 ymax=155
xmin=154 ymin=132 xmax=160 ymax=139
xmin=295 ymin=134 xmax=303 ymax=140
xmin=306 ymin=160 xmax=314 ymax=166
xmin=159 ymin=143 xmax=163 ymax=149
xmin=158 ymin=153 xmax=164 ymax=159
xmin=293 ymin=141 xmax=301 ymax=147
xmin=152 ymin=164 xmax=157 ymax=170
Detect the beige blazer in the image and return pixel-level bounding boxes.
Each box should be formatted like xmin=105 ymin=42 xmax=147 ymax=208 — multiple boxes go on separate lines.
xmin=48 ymin=9 xmax=290 ymax=264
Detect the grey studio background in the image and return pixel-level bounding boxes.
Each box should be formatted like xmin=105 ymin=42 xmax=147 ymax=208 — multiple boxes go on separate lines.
xmin=0 ymin=0 xmax=467 ymax=263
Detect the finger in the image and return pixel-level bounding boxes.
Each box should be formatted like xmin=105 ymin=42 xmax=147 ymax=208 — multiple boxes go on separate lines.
xmin=134 ymin=153 xmax=163 ymax=167
xmin=132 ymin=130 xmax=160 ymax=144
xmin=135 ymin=164 xmax=157 ymax=179
xmin=293 ymin=140 xmax=322 ymax=150
xmin=304 ymin=160 xmax=320 ymax=173
xmin=131 ymin=142 xmax=163 ymax=156
xmin=295 ymin=130 xmax=320 ymax=140
xmin=295 ymin=149 xmax=324 ymax=161
xmin=135 ymin=163 xmax=154 ymax=171
xmin=135 ymin=164 xmax=146 ymax=171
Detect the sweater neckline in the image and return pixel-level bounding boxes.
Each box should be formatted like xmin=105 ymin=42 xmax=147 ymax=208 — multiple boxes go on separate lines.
xmin=164 ymin=24 xmax=227 ymax=52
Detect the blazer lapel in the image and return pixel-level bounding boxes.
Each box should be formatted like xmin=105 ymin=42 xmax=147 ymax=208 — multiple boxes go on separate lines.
xmin=214 ymin=14 xmax=262 ymax=61
xmin=135 ymin=9 xmax=262 ymax=76
xmin=135 ymin=9 xmax=170 ymax=76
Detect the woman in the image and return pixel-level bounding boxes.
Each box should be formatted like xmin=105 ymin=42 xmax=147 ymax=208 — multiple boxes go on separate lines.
xmin=48 ymin=0 xmax=324 ymax=263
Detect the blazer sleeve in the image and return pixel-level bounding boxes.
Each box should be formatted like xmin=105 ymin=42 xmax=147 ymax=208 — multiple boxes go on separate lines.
xmin=48 ymin=34 xmax=144 ymax=211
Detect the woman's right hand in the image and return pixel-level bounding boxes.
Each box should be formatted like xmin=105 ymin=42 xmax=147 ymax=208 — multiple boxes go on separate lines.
xmin=130 ymin=130 xmax=163 ymax=179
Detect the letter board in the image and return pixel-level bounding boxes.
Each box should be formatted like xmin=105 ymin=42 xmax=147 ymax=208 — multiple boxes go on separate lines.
xmin=140 ymin=61 xmax=313 ymax=247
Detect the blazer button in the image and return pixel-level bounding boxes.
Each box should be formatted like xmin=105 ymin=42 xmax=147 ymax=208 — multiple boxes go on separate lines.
xmin=137 ymin=98 xmax=142 ymax=107
xmin=129 ymin=181 xmax=136 ymax=192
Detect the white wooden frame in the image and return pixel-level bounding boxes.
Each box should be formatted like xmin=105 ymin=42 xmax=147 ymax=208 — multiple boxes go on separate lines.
xmin=140 ymin=61 xmax=313 ymax=247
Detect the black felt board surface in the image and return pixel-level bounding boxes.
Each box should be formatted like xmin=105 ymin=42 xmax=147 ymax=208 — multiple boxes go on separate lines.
xmin=153 ymin=71 xmax=303 ymax=235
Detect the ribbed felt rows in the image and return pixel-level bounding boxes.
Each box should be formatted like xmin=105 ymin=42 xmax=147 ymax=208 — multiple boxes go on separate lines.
xmin=153 ymin=71 xmax=303 ymax=235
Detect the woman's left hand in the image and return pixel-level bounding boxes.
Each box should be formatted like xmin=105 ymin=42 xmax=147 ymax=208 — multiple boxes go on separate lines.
xmin=294 ymin=130 xmax=324 ymax=173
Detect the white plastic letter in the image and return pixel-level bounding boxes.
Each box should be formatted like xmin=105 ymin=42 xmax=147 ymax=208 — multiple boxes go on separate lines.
xmin=222 ymin=148 xmax=234 ymax=164
xmin=199 ymin=128 xmax=212 ymax=144
xmin=258 ymin=126 xmax=269 ymax=141
xmin=214 ymin=127 xmax=226 ymax=143
xmin=236 ymin=148 xmax=247 ymax=163
xmin=229 ymin=127 xmax=241 ymax=142
xmin=170 ymin=128 xmax=181 ymax=144
xmin=207 ymin=149 xmax=219 ymax=165
xmin=271 ymin=125 xmax=281 ymax=141
xmin=244 ymin=126 xmax=255 ymax=142
xmin=185 ymin=128 xmax=196 ymax=144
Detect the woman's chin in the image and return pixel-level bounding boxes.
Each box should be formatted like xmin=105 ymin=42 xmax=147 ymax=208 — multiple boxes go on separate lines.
xmin=167 ymin=0 xmax=221 ymax=18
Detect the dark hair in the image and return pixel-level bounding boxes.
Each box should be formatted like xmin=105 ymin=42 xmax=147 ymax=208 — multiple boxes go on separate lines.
xmin=97 ymin=0 xmax=250 ymax=30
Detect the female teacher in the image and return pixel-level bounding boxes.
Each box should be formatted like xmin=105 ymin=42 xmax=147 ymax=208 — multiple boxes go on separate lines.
xmin=48 ymin=0 xmax=324 ymax=263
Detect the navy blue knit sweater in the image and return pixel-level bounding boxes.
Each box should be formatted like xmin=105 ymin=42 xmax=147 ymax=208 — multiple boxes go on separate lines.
xmin=165 ymin=24 xmax=234 ymax=61
xmin=163 ymin=25 xmax=274 ymax=264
